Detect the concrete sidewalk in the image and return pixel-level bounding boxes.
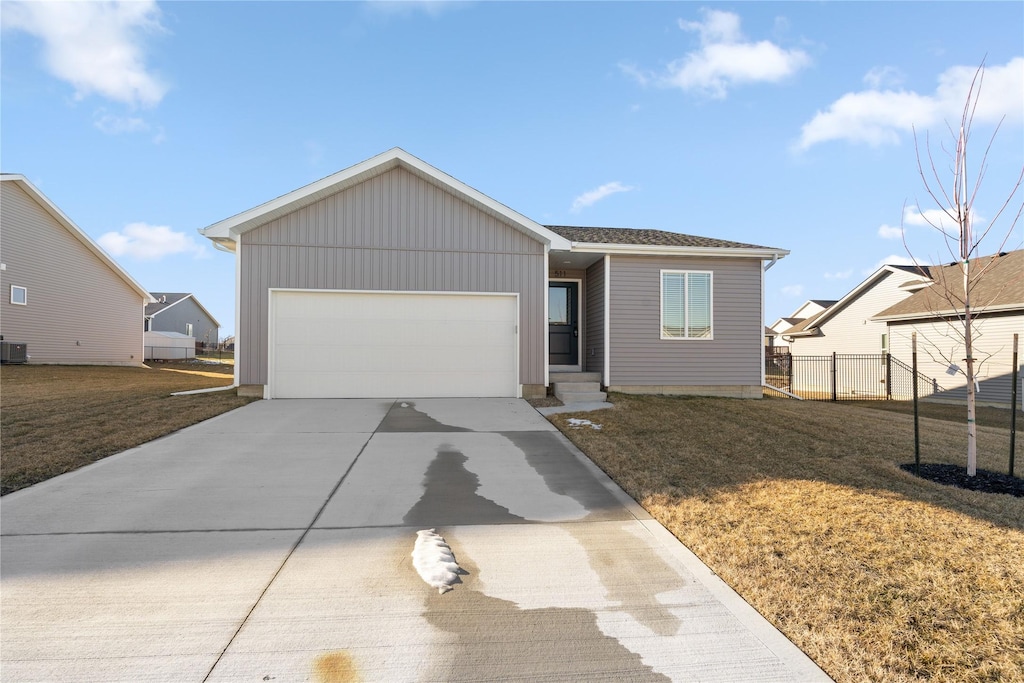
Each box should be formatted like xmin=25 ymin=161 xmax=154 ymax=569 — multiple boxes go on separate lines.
xmin=1 ymin=398 xmax=831 ymax=682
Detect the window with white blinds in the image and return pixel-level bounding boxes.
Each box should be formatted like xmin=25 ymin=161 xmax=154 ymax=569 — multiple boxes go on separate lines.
xmin=661 ymin=270 xmax=713 ymax=339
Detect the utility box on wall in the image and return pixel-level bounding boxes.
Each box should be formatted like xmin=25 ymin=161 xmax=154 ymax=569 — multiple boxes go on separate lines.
xmin=0 ymin=341 xmax=28 ymax=364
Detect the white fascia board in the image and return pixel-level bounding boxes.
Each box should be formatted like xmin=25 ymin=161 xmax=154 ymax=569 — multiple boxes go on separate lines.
xmin=872 ymin=302 xmax=1024 ymax=322
xmin=799 ymin=267 xmax=897 ymax=331
xmin=199 ymin=148 xmax=571 ymax=250
xmin=1 ymin=175 xmax=155 ymax=303
xmin=569 ymin=242 xmax=790 ymax=260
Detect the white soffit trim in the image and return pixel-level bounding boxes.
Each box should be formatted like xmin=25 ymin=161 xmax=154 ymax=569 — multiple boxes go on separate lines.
xmin=199 ymin=148 xmax=571 ymax=251
xmin=569 ymin=242 xmax=790 ymax=260
xmin=0 ymin=174 xmax=154 ymax=303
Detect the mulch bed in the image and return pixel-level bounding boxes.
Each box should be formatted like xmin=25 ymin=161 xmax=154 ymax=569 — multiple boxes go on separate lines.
xmin=901 ymin=463 xmax=1024 ymax=497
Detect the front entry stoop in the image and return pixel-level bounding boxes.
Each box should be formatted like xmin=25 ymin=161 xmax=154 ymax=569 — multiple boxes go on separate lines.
xmin=550 ymin=371 xmax=607 ymax=404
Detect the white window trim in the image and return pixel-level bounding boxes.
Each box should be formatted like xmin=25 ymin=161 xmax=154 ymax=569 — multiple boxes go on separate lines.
xmin=185 ymin=323 xmax=194 ymax=336
xmin=660 ymin=270 xmax=713 ymax=340
xmin=10 ymin=285 xmax=27 ymax=306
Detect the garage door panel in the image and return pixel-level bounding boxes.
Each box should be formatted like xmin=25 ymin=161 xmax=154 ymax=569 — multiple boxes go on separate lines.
xmin=270 ymin=291 xmax=518 ymax=398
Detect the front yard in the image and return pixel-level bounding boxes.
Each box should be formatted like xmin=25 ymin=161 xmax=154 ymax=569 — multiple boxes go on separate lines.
xmin=550 ymin=395 xmax=1023 ymax=683
xmin=1 ymin=362 xmax=255 ymax=495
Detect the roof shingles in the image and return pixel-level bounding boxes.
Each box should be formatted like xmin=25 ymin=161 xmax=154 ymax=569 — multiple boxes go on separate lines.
xmin=874 ymin=250 xmax=1024 ymax=319
xmin=545 ymin=225 xmax=777 ymax=251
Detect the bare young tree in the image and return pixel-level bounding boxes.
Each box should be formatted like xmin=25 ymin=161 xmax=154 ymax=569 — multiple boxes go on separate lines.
xmin=903 ymin=62 xmax=1024 ymax=476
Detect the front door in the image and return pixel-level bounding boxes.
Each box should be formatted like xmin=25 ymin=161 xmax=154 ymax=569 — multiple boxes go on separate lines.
xmin=548 ymin=281 xmax=578 ymax=366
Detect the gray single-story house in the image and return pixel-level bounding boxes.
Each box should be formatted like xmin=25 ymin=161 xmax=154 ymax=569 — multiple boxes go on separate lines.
xmin=0 ymin=174 xmax=153 ymax=365
xmin=145 ymin=292 xmax=221 ymax=346
xmin=199 ymin=148 xmax=788 ymax=399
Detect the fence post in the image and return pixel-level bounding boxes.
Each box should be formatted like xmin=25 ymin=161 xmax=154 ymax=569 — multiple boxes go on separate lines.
xmin=885 ymin=352 xmax=892 ymax=400
xmin=912 ymin=333 xmax=920 ymax=475
xmin=831 ymin=352 xmax=838 ymax=402
xmin=1010 ymin=333 xmax=1018 ymax=477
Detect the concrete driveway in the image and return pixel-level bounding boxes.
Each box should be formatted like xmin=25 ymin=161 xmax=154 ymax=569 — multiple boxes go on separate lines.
xmin=1 ymin=399 xmax=830 ymax=682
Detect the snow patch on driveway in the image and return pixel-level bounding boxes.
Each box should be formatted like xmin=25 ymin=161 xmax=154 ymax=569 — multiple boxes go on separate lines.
xmin=412 ymin=529 xmax=463 ymax=594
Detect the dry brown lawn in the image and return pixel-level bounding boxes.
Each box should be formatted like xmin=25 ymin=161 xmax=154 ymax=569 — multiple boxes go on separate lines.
xmin=1 ymin=362 xmax=256 ymax=495
xmin=549 ymin=394 xmax=1024 ymax=683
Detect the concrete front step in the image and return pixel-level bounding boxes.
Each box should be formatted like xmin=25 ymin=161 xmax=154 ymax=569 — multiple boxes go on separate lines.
xmin=555 ymin=390 xmax=608 ymax=403
xmin=550 ymin=371 xmax=606 ymax=404
xmin=550 ymin=371 xmax=602 ymax=384
xmin=554 ymin=381 xmax=601 ymax=393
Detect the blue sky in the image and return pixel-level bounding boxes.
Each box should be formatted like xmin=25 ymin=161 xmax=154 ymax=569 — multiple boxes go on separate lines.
xmin=3 ymin=1 xmax=1022 ymax=337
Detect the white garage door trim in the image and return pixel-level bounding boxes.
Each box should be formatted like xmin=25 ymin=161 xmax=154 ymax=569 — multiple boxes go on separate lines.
xmin=268 ymin=288 xmax=520 ymax=399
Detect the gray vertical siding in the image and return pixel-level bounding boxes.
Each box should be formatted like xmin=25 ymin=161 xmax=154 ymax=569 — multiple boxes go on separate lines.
xmin=585 ymin=259 xmax=605 ymax=377
xmin=608 ymin=255 xmax=762 ymax=386
xmin=0 ymin=182 xmax=145 ymax=364
xmin=149 ymin=297 xmax=219 ymax=345
xmin=239 ymin=166 xmax=546 ymax=387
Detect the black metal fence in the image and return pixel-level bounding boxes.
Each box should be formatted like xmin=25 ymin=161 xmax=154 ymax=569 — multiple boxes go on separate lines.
xmin=766 ymin=352 xmax=937 ymax=401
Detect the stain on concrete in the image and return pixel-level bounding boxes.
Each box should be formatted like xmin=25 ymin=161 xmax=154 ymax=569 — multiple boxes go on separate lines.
xmin=565 ymin=523 xmax=685 ymax=637
xmin=312 ymin=651 xmax=360 ymax=682
xmin=378 ymin=401 xmax=472 ymax=433
xmin=422 ymin=538 xmax=670 ymax=682
xmin=404 ymin=445 xmax=526 ymax=526
xmin=501 ymin=431 xmax=626 ymax=517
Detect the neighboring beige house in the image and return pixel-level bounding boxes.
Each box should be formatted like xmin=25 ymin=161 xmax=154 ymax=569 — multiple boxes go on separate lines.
xmin=0 ymin=175 xmax=152 ymax=365
xmin=783 ymin=265 xmax=931 ymax=356
xmin=199 ymin=148 xmax=789 ymax=400
xmin=874 ymin=250 xmax=1023 ymax=408
xmin=780 ymin=265 xmax=931 ymax=396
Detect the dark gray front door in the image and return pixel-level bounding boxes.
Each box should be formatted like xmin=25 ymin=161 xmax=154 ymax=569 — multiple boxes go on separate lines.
xmin=548 ymin=282 xmax=578 ymax=366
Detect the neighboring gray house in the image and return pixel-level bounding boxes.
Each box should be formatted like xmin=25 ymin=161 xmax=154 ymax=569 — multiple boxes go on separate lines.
xmin=874 ymin=250 xmax=1023 ymax=408
xmin=145 ymin=292 xmax=220 ymax=346
xmin=199 ymin=148 xmax=788 ymax=399
xmin=0 ymin=174 xmax=152 ymax=365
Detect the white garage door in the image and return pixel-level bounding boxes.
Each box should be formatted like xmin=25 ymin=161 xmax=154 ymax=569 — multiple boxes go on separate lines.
xmin=269 ymin=290 xmax=519 ymax=398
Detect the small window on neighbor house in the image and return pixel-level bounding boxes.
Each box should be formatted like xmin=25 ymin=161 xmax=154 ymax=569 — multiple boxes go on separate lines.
xmin=10 ymin=285 xmax=27 ymax=306
xmin=881 ymin=333 xmax=889 ymax=353
xmin=661 ymin=271 xmax=712 ymax=339
xmin=185 ymin=323 xmax=193 ymax=336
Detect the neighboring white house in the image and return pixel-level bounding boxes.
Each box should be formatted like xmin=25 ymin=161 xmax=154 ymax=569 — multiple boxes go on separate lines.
xmin=767 ymin=300 xmax=835 ymax=351
xmin=874 ymin=250 xmax=1023 ymax=408
xmin=0 ymin=175 xmax=153 ymax=365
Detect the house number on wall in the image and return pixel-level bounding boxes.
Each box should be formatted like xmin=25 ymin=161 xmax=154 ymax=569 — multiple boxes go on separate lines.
xmin=552 ymin=270 xmax=568 ymax=278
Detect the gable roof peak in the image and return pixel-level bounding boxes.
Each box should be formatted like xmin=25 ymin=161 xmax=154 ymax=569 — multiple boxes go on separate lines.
xmin=199 ymin=148 xmax=572 ymax=251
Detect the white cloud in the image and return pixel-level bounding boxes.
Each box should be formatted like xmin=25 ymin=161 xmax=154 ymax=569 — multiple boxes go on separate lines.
xmin=2 ymin=0 xmax=167 ymax=107
xmin=781 ymin=284 xmax=804 ymax=297
xmin=93 ymin=109 xmax=149 ymax=135
xmin=866 ymin=254 xmax=917 ymax=273
xmin=863 ymin=66 xmax=905 ymax=89
xmin=878 ymin=224 xmax=904 ymax=240
xmin=797 ymin=57 xmax=1024 ymax=150
xmin=98 ymin=223 xmax=207 ymax=261
xmin=824 ymin=269 xmax=853 ymax=280
xmin=363 ymin=1 xmax=462 ymax=18
xmin=878 ymin=206 xmax=978 ymax=239
xmin=622 ymin=9 xmax=810 ymax=98
xmin=571 ymin=181 xmax=634 ymax=213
